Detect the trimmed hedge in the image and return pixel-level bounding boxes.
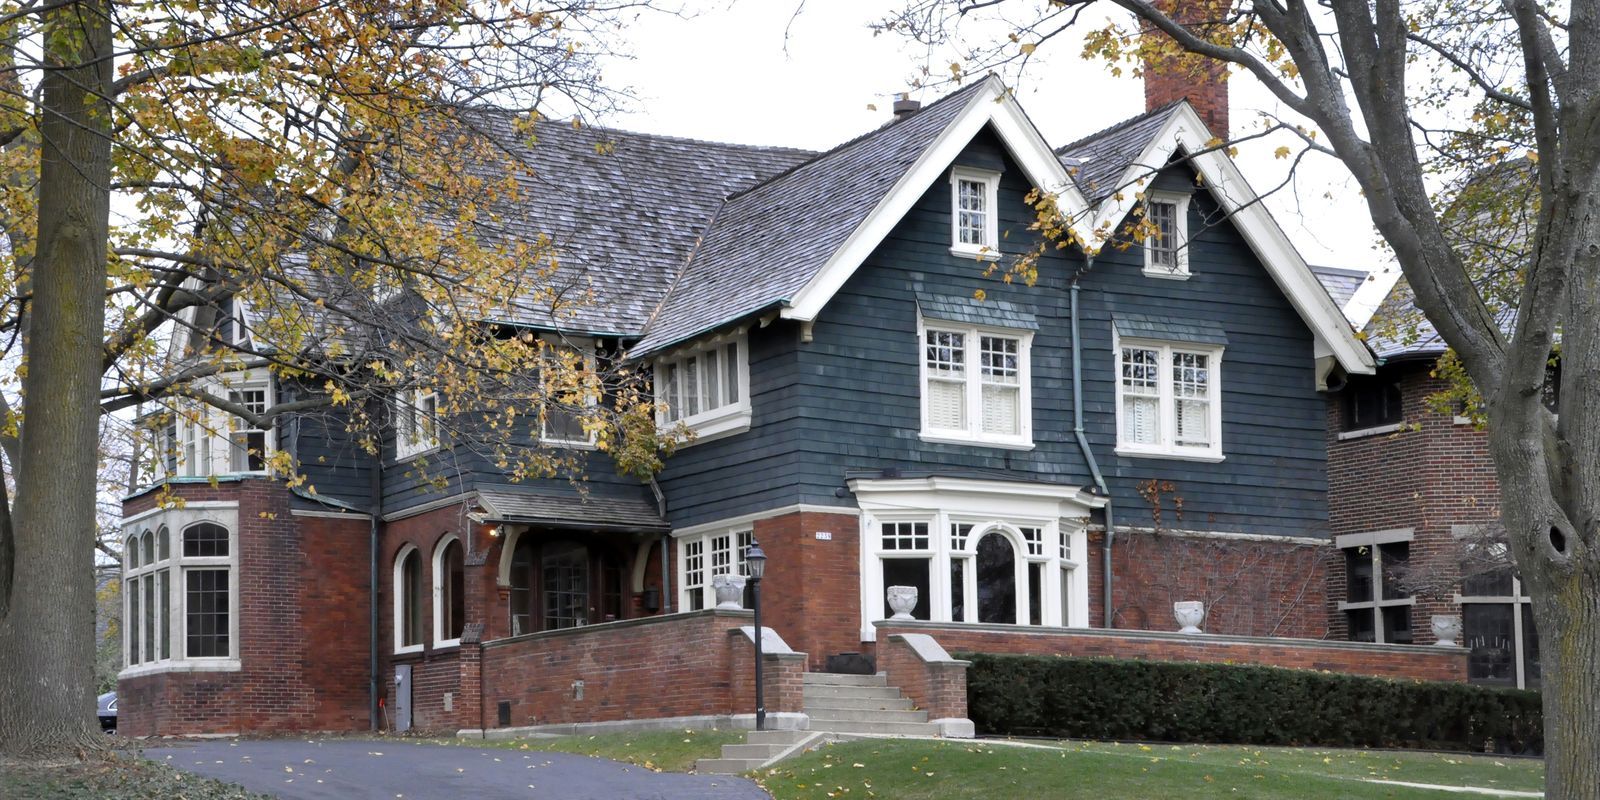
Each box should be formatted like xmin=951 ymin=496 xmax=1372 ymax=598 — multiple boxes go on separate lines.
xmin=961 ymin=653 xmax=1543 ymax=754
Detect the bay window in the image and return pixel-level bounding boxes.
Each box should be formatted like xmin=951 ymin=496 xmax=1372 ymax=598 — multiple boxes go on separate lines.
xmin=919 ymin=319 xmax=1032 ymax=448
xmin=120 ymin=504 xmax=239 ymax=675
xmin=654 ymin=333 xmax=750 ymax=442
xmin=1115 ymin=336 xmax=1223 ymax=461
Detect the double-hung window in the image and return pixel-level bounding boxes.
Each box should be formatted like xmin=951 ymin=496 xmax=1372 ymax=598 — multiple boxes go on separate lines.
xmin=921 ymin=320 xmax=1032 ymax=448
xmin=949 ymin=167 xmax=1001 ymax=259
xmin=171 ymin=369 xmax=272 ymax=477
xmin=1142 ymin=191 xmax=1191 ymax=277
xmin=395 ymin=389 xmax=439 ymax=459
xmin=1115 ymin=337 xmax=1223 ymax=460
xmin=120 ymin=504 xmax=239 ymax=676
xmin=654 ymin=333 xmax=750 ymax=443
xmin=227 ymin=387 xmax=269 ymax=472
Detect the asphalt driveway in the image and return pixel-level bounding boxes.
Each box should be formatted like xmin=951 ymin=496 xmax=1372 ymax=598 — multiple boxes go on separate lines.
xmin=143 ymin=738 xmax=770 ymax=800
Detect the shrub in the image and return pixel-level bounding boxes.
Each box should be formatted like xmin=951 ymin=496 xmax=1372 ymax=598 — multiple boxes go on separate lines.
xmin=960 ymin=653 xmax=1542 ymax=755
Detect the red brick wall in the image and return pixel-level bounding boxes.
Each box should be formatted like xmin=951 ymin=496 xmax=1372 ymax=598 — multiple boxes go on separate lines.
xmin=1326 ymin=362 xmax=1502 ymax=642
xmin=119 ymin=479 xmax=371 ymax=736
xmin=877 ymin=622 xmax=1468 ymax=682
xmin=389 ymin=650 xmax=463 ymax=732
xmin=751 ymin=511 xmax=862 ymax=670
xmin=479 ymin=609 xmax=801 ymax=729
xmin=1143 ymin=0 xmax=1230 ymax=138
xmin=1085 ymin=529 xmax=1329 ymax=638
xmin=378 ymin=502 xmax=476 ymax=731
xmin=877 ymin=634 xmax=968 ymax=720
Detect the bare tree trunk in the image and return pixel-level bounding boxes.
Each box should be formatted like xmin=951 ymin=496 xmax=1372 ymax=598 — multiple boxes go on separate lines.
xmin=0 ymin=0 xmax=113 ymax=756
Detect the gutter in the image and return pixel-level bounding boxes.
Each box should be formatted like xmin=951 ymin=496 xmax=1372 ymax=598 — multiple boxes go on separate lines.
xmin=1069 ymin=271 xmax=1116 ymax=629
xmin=368 ymin=443 xmax=384 ymax=731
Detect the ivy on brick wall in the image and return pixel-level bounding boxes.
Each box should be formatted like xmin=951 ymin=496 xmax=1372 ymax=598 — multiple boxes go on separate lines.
xmin=962 ymin=653 xmax=1542 ymax=755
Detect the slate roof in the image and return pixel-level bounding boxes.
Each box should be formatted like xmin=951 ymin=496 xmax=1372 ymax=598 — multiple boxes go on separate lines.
xmin=1309 ymin=265 xmax=1368 ymax=312
xmin=1056 ymin=101 xmax=1185 ymax=204
xmin=451 ymin=110 xmax=815 ymax=335
xmin=477 ymin=486 xmax=668 ymax=531
xmin=629 ymin=79 xmax=992 ymax=355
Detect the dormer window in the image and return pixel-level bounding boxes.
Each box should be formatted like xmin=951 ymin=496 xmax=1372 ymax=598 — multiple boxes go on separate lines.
xmin=395 ymin=389 xmax=440 ymax=460
xmin=1143 ymin=191 xmax=1191 ymax=278
xmin=949 ymin=167 xmax=1000 ymax=260
xmin=654 ymin=332 xmax=751 ymax=444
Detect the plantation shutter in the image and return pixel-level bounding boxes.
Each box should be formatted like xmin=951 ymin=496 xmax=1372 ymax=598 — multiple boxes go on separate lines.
xmin=1172 ymin=351 xmax=1211 ymax=447
xmin=980 ymin=336 xmax=1021 ymax=436
xmin=1121 ymin=347 xmax=1160 ymax=445
xmin=925 ymin=330 xmax=967 ymax=431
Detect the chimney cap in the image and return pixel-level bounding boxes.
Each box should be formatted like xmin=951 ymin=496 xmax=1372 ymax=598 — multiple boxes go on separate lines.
xmin=892 ymin=94 xmax=921 ymax=120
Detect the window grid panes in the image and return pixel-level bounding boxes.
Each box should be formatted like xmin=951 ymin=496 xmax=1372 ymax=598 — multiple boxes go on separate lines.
xmin=1148 ymin=200 xmax=1178 ymax=267
xmin=925 ymin=331 xmax=967 ymax=431
xmin=923 ymin=323 xmax=1030 ymax=442
xmin=183 ymin=523 xmax=229 ymax=558
xmin=185 ymin=568 xmax=230 ymax=658
xmin=683 ymin=539 xmax=705 ymax=611
xmin=1120 ymin=347 xmax=1161 ymax=445
xmin=950 ymin=523 xmax=973 ymax=552
xmin=227 ymin=388 xmax=268 ymax=472
xmin=542 ymin=548 xmax=588 ymax=630
xmin=1118 ymin=341 xmax=1221 ymax=455
xmin=876 ymin=518 xmax=1074 ymax=629
xmin=658 ymin=341 xmax=744 ymax=425
xmin=881 ymin=522 xmax=930 ymax=551
xmin=1020 ymin=527 xmax=1043 ymax=557
xmin=540 ymin=343 xmax=593 ymax=445
xmin=980 ymin=336 xmax=1021 ymax=436
xmin=1342 ymin=539 xmax=1413 ymax=644
xmin=1171 ymin=352 xmax=1211 ymax=448
xmin=957 ymin=179 xmax=988 ymax=246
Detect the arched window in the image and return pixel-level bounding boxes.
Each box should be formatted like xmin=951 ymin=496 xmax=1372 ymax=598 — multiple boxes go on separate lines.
xmin=433 ymin=536 xmax=465 ymax=646
xmin=394 ymin=546 xmax=424 ymax=652
xmin=181 ymin=523 xmax=232 ymax=658
xmin=975 ymin=531 xmax=1017 ymax=624
xmin=119 ymin=509 xmax=237 ymax=676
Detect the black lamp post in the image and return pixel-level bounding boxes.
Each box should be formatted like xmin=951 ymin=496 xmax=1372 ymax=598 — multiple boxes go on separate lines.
xmin=746 ymin=539 xmax=768 ymax=731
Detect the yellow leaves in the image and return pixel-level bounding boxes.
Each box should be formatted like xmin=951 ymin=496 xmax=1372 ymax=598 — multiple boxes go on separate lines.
xmin=1274 ymin=146 xmax=1292 ymax=159
xmin=1019 ymin=43 xmax=1037 ymax=56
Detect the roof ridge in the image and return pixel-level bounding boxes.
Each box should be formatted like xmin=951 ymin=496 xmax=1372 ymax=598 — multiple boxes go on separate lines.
xmin=461 ymin=105 xmax=820 ymax=158
xmin=1055 ymin=99 xmax=1186 ymax=156
xmin=721 ymin=79 xmax=991 ymax=203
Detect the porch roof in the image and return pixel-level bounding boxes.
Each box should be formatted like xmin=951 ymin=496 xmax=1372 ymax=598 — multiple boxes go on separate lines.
xmin=477 ymin=486 xmax=669 ymax=532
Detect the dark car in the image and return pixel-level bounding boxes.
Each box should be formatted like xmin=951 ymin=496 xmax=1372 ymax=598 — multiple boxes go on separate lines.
xmin=97 ymin=691 xmax=117 ymax=733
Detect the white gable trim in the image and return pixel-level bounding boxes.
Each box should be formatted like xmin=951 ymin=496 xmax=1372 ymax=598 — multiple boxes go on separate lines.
xmin=782 ymin=75 xmax=1083 ymax=322
xmin=777 ymin=83 xmax=1373 ymax=375
xmin=1083 ymin=104 xmax=1373 ymax=374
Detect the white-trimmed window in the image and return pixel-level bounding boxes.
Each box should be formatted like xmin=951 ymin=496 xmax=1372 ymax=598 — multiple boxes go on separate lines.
xmin=655 ymin=333 xmax=750 ymax=443
xmin=226 ymin=387 xmax=269 ymax=473
xmin=394 ymin=544 xmax=425 ymax=653
xmin=120 ymin=504 xmax=240 ymax=676
xmin=1336 ymin=529 xmax=1415 ymax=644
xmin=677 ymin=528 xmax=753 ymax=611
xmin=1142 ymin=191 xmax=1191 ymax=277
xmin=173 ymin=369 xmax=273 ymax=477
xmin=227 ymin=295 xmax=253 ymax=347
xmin=539 ymin=337 xmax=598 ymax=447
xmin=433 ymin=535 xmax=465 ymax=647
xmin=395 ymin=389 xmax=439 ymax=460
xmin=1114 ymin=337 xmax=1223 ymax=461
xmin=920 ymin=319 xmax=1032 ymax=448
xmin=949 ymin=167 xmax=1000 ymax=259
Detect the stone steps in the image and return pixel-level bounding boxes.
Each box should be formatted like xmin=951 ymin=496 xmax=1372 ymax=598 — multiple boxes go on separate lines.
xmin=801 ymin=685 xmax=905 ymax=700
xmin=804 ymin=696 xmax=915 ymax=711
xmin=696 ymin=728 xmax=817 ymax=775
xmin=805 ymin=719 xmax=942 ymax=736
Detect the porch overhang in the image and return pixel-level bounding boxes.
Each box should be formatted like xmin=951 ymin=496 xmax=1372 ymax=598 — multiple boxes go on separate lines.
xmin=476 ymin=487 xmax=670 ymax=534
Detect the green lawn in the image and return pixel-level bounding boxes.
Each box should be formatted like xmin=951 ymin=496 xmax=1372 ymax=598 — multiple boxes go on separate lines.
xmin=0 ymin=754 xmax=271 ymax=800
xmin=754 ymin=739 xmax=1544 ymax=800
xmin=448 ymin=727 xmax=747 ymax=772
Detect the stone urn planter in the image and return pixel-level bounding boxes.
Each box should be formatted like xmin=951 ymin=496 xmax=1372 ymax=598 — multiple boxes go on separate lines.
xmin=886 ymin=586 xmax=919 ymax=620
xmin=1431 ymin=614 xmax=1463 ymax=647
xmin=1173 ymin=601 xmax=1206 ymax=634
xmin=712 ymin=574 xmax=747 ymax=610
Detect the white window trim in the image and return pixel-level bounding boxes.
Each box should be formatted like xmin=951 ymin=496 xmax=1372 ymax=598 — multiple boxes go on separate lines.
xmin=230 ymin=296 xmax=254 ymax=347
xmin=539 ymin=335 xmax=600 ymax=449
xmin=1336 ymin=528 xmax=1415 ymax=645
xmin=949 ymin=166 xmax=1002 ymax=261
xmin=1142 ymin=190 xmax=1191 ymax=279
xmin=394 ymin=389 xmax=440 ymax=461
xmin=852 ymin=479 xmax=1098 ymax=641
xmin=174 ymin=369 xmax=274 ymax=477
xmin=1112 ymin=333 xmax=1224 ymax=462
xmin=118 ymin=505 xmax=241 ymax=678
xmin=673 ymin=528 xmax=753 ymax=612
xmin=432 ymin=534 xmax=463 ymax=648
xmin=654 ymin=331 xmax=752 ymax=446
xmin=393 ymin=543 xmax=424 ymax=655
xmin=917 ymin=317 xmax=1034 ymax=449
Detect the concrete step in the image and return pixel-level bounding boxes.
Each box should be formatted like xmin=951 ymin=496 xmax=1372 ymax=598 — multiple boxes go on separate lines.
xmin=802 ymin=672 xmax=887 ymax=687
xmin=746 ymin=729 xmax=813 ymax=746
xmin=696 ymin=757 xmax=767 ymax=774
xmin=805 ymin=708 xmax=928 ymax=724
xmin=720 ymin=742 xmax=792 ymax=760
xmin=802 ymin=685 xmax=903 ymax=700
xmin=805 ymin=719 xmax=942 ymax=736
xmin=803 ymin=696 xmax=915 ymax=711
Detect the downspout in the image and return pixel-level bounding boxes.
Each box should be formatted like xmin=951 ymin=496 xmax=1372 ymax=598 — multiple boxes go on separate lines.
xmin=649 ymin=477 xmax=671 ymax=614
xmin=1069 ymin=273 xmax=1116 ymax=629
xmin=369 ymin=447 xmax=384 ymax=730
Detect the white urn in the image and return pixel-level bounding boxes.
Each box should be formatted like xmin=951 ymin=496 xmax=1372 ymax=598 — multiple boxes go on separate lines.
xmin=712 ymin=574 xmax=747 ymax=610
xmin=1431 ymin=614 xmax=1463 ymax=647
xmin=886 ymin=585 xmax=919 ymax=620
xmin=1173 ymin=601 xmax=1206 ymax=634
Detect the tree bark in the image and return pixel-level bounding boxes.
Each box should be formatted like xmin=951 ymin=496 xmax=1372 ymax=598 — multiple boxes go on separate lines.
xmin=0 ymin=0 xmax=114 ymax=756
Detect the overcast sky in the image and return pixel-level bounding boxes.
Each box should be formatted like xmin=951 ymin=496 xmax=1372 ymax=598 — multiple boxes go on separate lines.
xmin=598 ymin=0 xmax=1399 ymax=314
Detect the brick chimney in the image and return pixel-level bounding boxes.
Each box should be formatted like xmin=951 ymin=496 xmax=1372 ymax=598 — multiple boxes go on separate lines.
xmin=1141 ymin=0 xmax=1230 ymax=140
xmin=892 ymin=93 xmax=921 ymax=121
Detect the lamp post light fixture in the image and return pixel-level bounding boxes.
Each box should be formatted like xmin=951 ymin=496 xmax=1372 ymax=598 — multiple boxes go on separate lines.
xmin=745 ymin=539 xmax=768 ymax=731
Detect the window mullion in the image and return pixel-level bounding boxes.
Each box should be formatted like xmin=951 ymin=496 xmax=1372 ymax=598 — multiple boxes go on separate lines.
xmin=1159 ymin=345 xmax=1174 ymax=448
xmin=966 ymin=327 xmax=981 ymax=436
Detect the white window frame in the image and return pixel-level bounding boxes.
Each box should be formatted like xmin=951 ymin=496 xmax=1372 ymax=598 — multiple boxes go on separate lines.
xmin=1142 ymin=191 xmax=1191 ymax=278
xmin=118 ymin=502 xmax=241 ymax=678
xmin=539 ymin=335 xmax=599 ymax=448
xmin=653 ymin=331 xmax=751 ymax=445
xmin=917 ymin=317 xmax=1034 ymax=450
xmin=432 ymin=534 xmax=464 ymax=648
xmin=1335 ymin=528 xmax=1417 ymax=645
xmin=393 ymin=543 xmax=425 ymax=655
xmin=674 ymin=528 xmax=753 ymax=612
xmin=1113 ymin=333 xmax=1224 ymax=462
xmin=948 ymin=166 xmax=1001 ymax=260
xmin=229 ymin=295 xmax=254 ymax=347
xmin=174 ymin=369 xmax=274 ymax=477
xmin=395 ymin=389 xmax=440 ymax=460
